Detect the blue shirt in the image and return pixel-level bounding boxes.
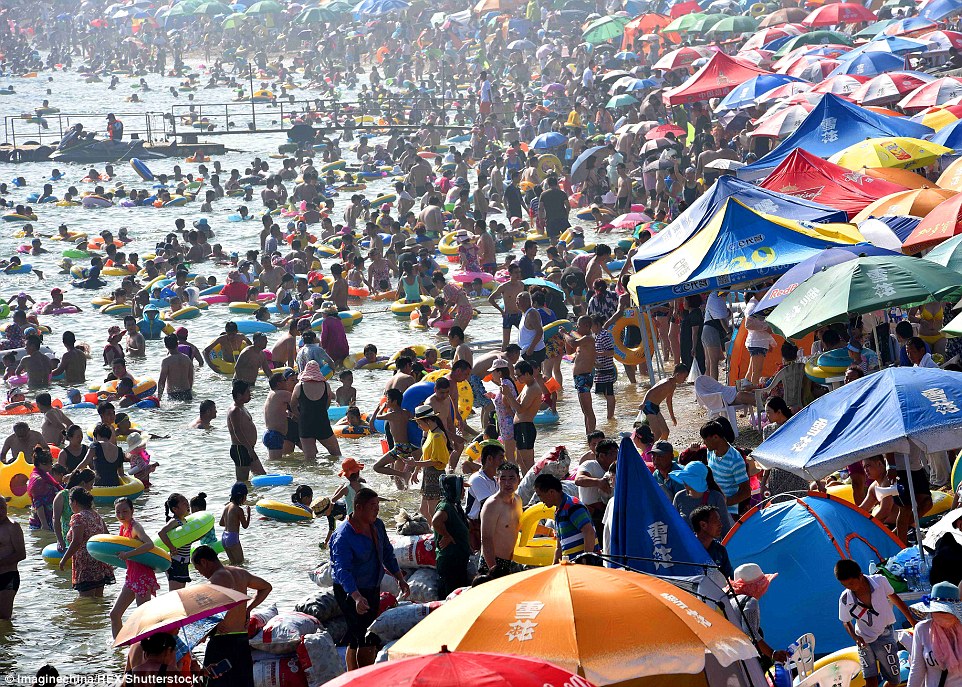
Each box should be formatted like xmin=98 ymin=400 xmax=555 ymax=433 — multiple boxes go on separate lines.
xmin=329 ymin=518 xmax=401 ymax=594
xmin=555 ymin=493 xmax=595 ymax=557
xmin=707 ymin=445 xmax=749 ymax=515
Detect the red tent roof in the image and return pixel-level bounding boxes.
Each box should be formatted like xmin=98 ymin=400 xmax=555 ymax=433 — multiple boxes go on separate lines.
xmin=663 ymin=52 xmax=772 ymax=106
xmin=758 ymin=149 xmax=909 ymax=220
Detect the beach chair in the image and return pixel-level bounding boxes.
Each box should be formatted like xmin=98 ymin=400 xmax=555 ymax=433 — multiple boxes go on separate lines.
xmin=793 ymin=659 xmax=860 ymax=687
xmin=787 ymin=633 xmax=816 ymax=682
xmin=698 ymin=391 xmax=741 ymax=439
xmin=765 ymin=361 xmax=806 ymax=411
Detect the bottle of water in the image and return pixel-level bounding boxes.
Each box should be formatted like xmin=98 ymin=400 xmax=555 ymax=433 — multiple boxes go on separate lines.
xmin=772 ymin=662 xmax=792 ymax=687
xmin=904 ymin=562 xmax=920 ymax=591
xmin=918 ymin=556 xmax=930 ymax=591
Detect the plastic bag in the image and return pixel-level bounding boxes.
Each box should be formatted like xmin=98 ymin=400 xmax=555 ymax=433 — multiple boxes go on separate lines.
xmin=406 ymin=568 xmax=442 ymax=603
xmin=252 ymin=656 xmax=308 ymax=687
xmin=309 ymin=563 xmax=332 ymax=588
xmin=294 ymin=591 xmax=342 ymax=623
xmin=296 ymin=631 xmax=343 ymax=687
xmin=395 ymin=508 xmax=432 ymax=536
xmin=323 ymin=616 xmax=349 ymax=646
xmin=390 ymin=534 xmax=437 ymax=569
xmin=375 ymin=640 xmax=397 ymax=664
xmin=250 ymin=612 xmax=322 ymax=655
xmin=248 ymin=603 xmax=279 ymax=638
xmin=365 ymin=601 xmax=440 ymax=642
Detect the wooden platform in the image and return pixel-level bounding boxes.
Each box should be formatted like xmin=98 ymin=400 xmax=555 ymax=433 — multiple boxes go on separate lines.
xmin=0 ymin=141 xmax=229 ymax=163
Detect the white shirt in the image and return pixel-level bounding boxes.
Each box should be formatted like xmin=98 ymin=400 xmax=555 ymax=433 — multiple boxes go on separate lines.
xmin=706 ymin=291 xmax=729 ymax=322
xmin=577 ymin=460 xmax=609 ymax=506
xmin=582 ymin=67 xmax=594 ymax=88
xmin=909 ymin=619 xmax=962 ymax=687
xmin=479 ymin=79 xmax=492 ymax=103
xmin=916 ymin=353 xmax=939 ymax=368
xmin=743 ymin=300 xmax=775 ymax=350
xmin=837 ymin=574 xmax=897 ymax=643
xmin=467 ymin=470 xmax=497 ymax=519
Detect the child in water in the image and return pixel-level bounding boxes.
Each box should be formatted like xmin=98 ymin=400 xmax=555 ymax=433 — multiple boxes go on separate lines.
xmin=219 ymin=483 xmax=250 ymax=564
xmin=335 ymin=406 xmax=369 ymax=436
xmin=190 ymin=492 xmax=218 ymax=550
xmin=292 ymin=484 xmax=314 ymax=514
xmin=126 ymin=433 xmax=157 ymax=490
xmin=335 ymin=370 xmax=356 ymax=407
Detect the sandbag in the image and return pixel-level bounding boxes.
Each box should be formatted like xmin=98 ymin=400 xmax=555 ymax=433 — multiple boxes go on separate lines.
xmin=366 ymin=601 xmax=441 ymax=643
xmin=251 ymin=612 xmax=322 ymax=655
xmin=296 ymin=631 xmax=343 ymax=687
xmin=395 ymin=508 xmax=432 ymax=536
xmin=517 ymin=446 xmax=571 ymax=504
xmin=252 ymin=656 xmax=308 ymax=687
xmin=249 ymin=603 xmax=279 ymax=638
xmin=389 ymin=534 xmax=437 ymax=569
xmin=294 ymin=591 xmax=342 ymax=623
xmin=309 ymin=563 xmax=332 ymax=588
xmin=380 ymin=572 xmax=401 ymax=596
xmin=323 ymin=615 xmax=349 ymax=646
xmin=406 ymin=568 xmax=442 ymax=603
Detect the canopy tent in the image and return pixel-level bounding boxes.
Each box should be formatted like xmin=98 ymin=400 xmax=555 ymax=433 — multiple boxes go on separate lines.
xmin=628 ymin=198 xmax=863 ymax=307
xmin=759 ymin=149 xmax=909 ymax=219
xmin=664 ymin=52 xmax=772 ymax=105
xmin=631 ymin=176 xmax=847 ymax=270
xmin=723 ymin=493 xmax=903 ymax=653
xmin=738 ymin=94 xmax=933 ymax=182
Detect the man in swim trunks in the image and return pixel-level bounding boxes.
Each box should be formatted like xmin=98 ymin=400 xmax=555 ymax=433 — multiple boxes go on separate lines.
xmin=470 ymin=346 xmax=522 ymax=429
xmin=204 ymin=321 xmax=247 ymax=368
xmin=227 ymin=380 xmax=264 ymax=482
xmin=487 ymin=263 xmax=525 ymax=349
xmin=565 ymin=315 xmax=597 ymax=434
xmin=479 ymin=462 xmax=523 ymax=580
xmin=0 ymin=497 xmax=24 ymax=620
xmin=192 ymin=545 xmax=272 ymax=687
xmin=640 ymin=364 xmax=688 ymax=441
xmin=500 ymin=361 xmax=542 ymax=474
xmin=0 ymin=422 xmax=45 ymax=464
xmin=263 ymin=371 xmax=299 ymax=460
xmin=157 ymin=334 xmax=194 ymax=401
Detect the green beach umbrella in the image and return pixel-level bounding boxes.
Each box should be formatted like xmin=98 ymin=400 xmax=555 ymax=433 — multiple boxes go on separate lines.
xmin=663 ymin=12 xmax=707 ymax=33
xmin=582 ymin=15 xmax=630 ymax=44
xmin=704 ymin=15 xmax=758 ymax=36
xmin=294 ymin=6 xmax=338 ymax=22
xmin=191 ymin=1 xmax=232 ymax=15
xmin=921 ymin=233 xmax=962 ymax=274
xmin=685 ymin=13 xmax=725 ymax=35
xmin=245 ymin=0 xmax=283 ymax=13
xmin=855 ymin=19 xmax=897 ymax=38
xmin=221 ymin=11 xmax=248 ymax=28
xmin=766 ymin=255 xmax=962 ymax=339
xmin=774 ymin=30 xmax=854 ymax=57
xmin=319 ymin=0 xmax=352 ymax=10
xmin=606 ymin=93 xmax=639 ymax=109
xmin=166 ymin=2 xmax=199 ymax=18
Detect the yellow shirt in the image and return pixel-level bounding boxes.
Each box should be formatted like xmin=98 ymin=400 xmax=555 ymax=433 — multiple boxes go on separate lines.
xmin=567 ymin=110 xmax=583 ymax=129
xmin=422 ymin=429 xmax=450 ymax=471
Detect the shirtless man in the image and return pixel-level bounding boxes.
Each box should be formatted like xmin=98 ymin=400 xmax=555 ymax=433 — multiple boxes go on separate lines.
xmin=329 ymin=263 xmax=349 ymax=312
xmin=157 ymin=333 xmax=194 ymax=401
xmin=191 ymin=545 xmax=272 ymax=687
xmin=227 ymin=380 xmax=264 ymax=482
xmin=1 ymin=423 xmax=45 ymax=463
xmin=371 ymin=388 xmax=420 ymax=488
xmin=190 ymin=399 xmax=217 ymax=429
xmin=640 ymin=363 xmax=689 ymax=441
xmin=479 ymin=462 xmax=523 ymax=579
xmin=16 ymin=335 xmax=53 ymax=388
xmin=487 ymin=263 xmax=526 ymax=349
xmin=258 ymin=254 xmax=286 ymax=294
xmin=263 ymin=371 xmax=297 ymax=460
xmin=37 ymin=393 xmax=72 ymax=446
xmin=271 ymin=321 xmax=298 ymax=369
xmin=0 ymin=498 xmax=25 ymax=620
xmin=51 ymin=331 xmax=87 ymax=385
xmin=477 ymin=220 xmax=497 ymax=274
xmin=204 ymin=321 xmax=247 ymax=368
xmin=123 ymin=316 xmax=146 ymax=357
xmin=384 ymin=356 xmax=416 ymax=395
xmin=500 ymin=361 xmax=542 ymax=474
xmin=233 ymin=333 xmax=272 ymax=385
xmin=419 ymin=196 xmax=444 ymax=235
xmin=427 ymin=377 xmax=466 ymax=470
xmin=564 ymin=315 xmax=597 ymax=434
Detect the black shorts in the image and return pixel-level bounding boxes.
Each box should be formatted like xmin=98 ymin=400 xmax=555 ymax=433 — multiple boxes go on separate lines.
xmin=502 ymin=312 xmax=522 ymax=329
xmin=545 ymin=216 xmax=569 ymax=237
xmin=74 ymin=573 xmax=114 ymax=592
xmin=286 ymin=418 xmax=301 ymax=447
xmin=894 ymin=468 xmax=930 ymax=507
xmin=168 ymin=389 xmax=193 ymax=402
xmin=333 ymin=584 xmax=380 ymax=648
xmin=205 ymin=632 xmax=254 ymax=687
xmin=595 ymin=381 xmax=615 ymax=396
xmin=167 ymin=558 xmax=191 ymax=584
xmin=230 ymin=445 xmax=253 ymax=468
xmin=522 ymin=348 xmax=547 ymax=367
xmin=513 ymin=421 xmax=537 ymax=451
xmin=617 ymin=195 xmax=630 ymax=210
xmin=0 ymin=570 xmax=20 ymax=591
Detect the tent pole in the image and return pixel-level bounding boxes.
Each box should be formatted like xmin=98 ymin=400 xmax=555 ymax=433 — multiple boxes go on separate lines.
xmin=903 ymin=461 xmax=926 ymax=563
xmin=638 ymin=306 xmax=656 ymax=386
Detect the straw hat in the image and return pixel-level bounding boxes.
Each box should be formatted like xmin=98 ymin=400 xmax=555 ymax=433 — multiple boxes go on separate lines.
xmin=126 ymin=432 xmax=148 ymax=451
xmin=310 ymin=496 xmax=332 ymax=515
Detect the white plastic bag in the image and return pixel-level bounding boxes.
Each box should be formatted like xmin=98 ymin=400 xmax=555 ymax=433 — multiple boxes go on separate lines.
xmin=296 ymin=631 xmax=343 ymax=687
xmin=250 ymin=612 xmax=322 ymax=655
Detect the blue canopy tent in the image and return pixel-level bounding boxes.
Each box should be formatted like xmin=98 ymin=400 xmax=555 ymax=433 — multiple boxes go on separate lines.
xmin=628 ymin=197 xmax=863 ymax=307
xmin=738 ymin=94 xmax=933 ymax=182
xmin=631 ymin=175 xmax=847 ymax=270
xmin=723 ymin=493 xmax=903 ymax=653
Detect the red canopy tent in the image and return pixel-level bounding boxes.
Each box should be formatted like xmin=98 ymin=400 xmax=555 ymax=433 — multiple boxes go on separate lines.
xmin=663 ymin=52 xmax=772 ymax=105
xmin=758 ymin=149 xmax=909 ymax=219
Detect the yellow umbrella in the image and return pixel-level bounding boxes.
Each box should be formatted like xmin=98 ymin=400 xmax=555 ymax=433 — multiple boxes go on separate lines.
xmin=828 ymin=137 xmax=952 ymax=171
xmin=389 ymin=562 xmax=759 ymax=686
xmin=938 ymin=156 xmax=962 ymax=191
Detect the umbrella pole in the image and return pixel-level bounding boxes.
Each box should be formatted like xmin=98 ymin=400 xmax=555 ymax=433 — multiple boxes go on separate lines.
xmin=903 ymin=462 xmax=926 ymax=562
xmin=638 ymin=306 xmax=657 ymax=386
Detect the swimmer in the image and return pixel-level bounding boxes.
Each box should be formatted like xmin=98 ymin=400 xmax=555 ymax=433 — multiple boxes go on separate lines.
xmin=219 ymin=482 xmax=250 ymax=564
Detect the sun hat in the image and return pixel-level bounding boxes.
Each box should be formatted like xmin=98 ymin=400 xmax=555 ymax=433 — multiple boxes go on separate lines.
xmin=912 ymin=581 xmax=962 ymax=616
xmin=339 ymin=457 xmax=365 ymax=476
xmin=300 ymin=360 xmax=326 ymax=382
xmin=193 ymin=218 xmax=210 ymax=230
xmin=310 ymin=496 xmax=332 ymax=515
xmin=669 ymin=460 xmax=708 ymax=493
xmin=488 ymin=358 xmax=511 ymax=373
xmin=414 ymin=404 xmax=438 ymax=420
xmin=126 ymin=432 xmax=148 ymax=451
xmin=730 ymin=563 xmax=778 ymax=599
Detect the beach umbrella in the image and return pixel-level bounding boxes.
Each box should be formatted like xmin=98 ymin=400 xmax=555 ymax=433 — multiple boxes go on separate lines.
xmin=704 ymin=159 xmax=746 ymax=171
xmin=645 ymin=124 xmax=685 ymax=139
xmin=852 ymin=72 xmax=933 ymax=106
xmin=850 ymin=35 xmax=931 ymax=56
xmin=114 ymin=584 xmax=249 ymax=647
xmin=507 ymin=38 xmax=535 ymax=51
xmin=294 ymin=6 xmax=338 ymax=22
xmin=883 ymin=16 xmax=938 ymax=37
xmin=742 ymin=26 xmax=802 ymax=51
xmin=774 ymin=31 xmax=854 ymax=58
xmin=686 ymin=13 xmax=726 ymax=35
xmin=736 ymin=49 xmax=775 ymax=68
xmin=931 ymin=119 xmax=962 ymax=149
xmin=853 ymin=187 xmax=958 ymax=223
xmin=939 ymin=155 xmax=962 ymax=192
xmin=652 ymin=45 xmax=712 ymax=71
xmin=750 ymin=104 xmax=814 ymax=138
xmin=190 ymin=1 xmax=231 ymax=14
xmin=165 ymin=2 xmax=195 ymax=17
xmin=828 ymin=51 xmax=906 ymax=78
xmin=609 ymin=77 xmax=655 ymax=93
xmin=909 ymin=104 xmax=962 ymax=129
xmin=920 ymin=29 xmax=962 ymax=51
xmin=860 ymin=167 xmax=933 ymax=189
xmin=320 ymin=0 xmax=352 ymax=10
xmin=855 ymin=19 xmax=896 ymax=38
xmin=715 ymin=73 xmax=804 ymax=111
xmin=244 ymin=0 xmax=280 ymax=12
xmin=668 ymin=0 xmax=701 ymax=18
xmin=922 ymin=232 xmax=962 ymax=272
xmin=829 ymin=137 xmax=951 ymax=171
xmin=353 ymin=0 xmax=408 ymax=15
xmin=756 ymin=244 xmax=900 ymax=312
xmin=569 ymin=145 xmax=609 ymax=184
xmin=921 ymin=0 xmax=962 ymax=21
xmin=662 ymin=12 xmax=708 ymax=33
xmin=640 ymin=137 xmax=673 ymax=154
xmin=766 ymin=255 xmax=962 ymax=338
xmin=759 ymin=7 xmax=808 ymax=27
xmin=612 ymin=50 xmax=637 ymax=62
xmin=582 ymin=15 xmax=630 ymax=44
xmin=220 ymin=11 xmax=247 ymax=27
xmin=599 ymin=69 xmax=631 ymax=83
xmin=522 ymin=278 xmax=565 ymax=293
xmin=898 ymin=77 xmax=962 ymax=112
xmin=810 ymin=74 xmax=869 ymax=96
xmin=704 ymin=14 xmax=758 ymax=36
xmin=803 ymin=2 xmax=876 ymax=27
xmin=610 ymin=212 xmax=654 ymax=229
xmin=785 ymin=57 xmax=840 ymax=81
xmin=623 ymin=13 xmax=670 ymax=34
xmin=902 ymin=193 xmax=962 ymax=253
xmin=389 ymin=562 xmax=759 ymax=684
xmin=324 ymin=650 xmax=596 ymax=687
xmin=530 ymin=132 xmax=566 ymax=150
xmin=605 ymin=93 xmax=638 ymax=109
xmin=756 ymin=80 xmax=812 ymax=102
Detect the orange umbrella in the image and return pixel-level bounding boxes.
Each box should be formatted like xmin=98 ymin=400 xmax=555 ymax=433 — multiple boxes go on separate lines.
xmin=389 ymin=562 xmax=759 ymax=686
xmin=864 ymin=106 xmax=904 ymax=117
xmin=902 ymin=192 xmax=962 ymax=253
xmin=861 ymin=167 xmax=934 ymax=189
xmin=938 ymin=156 xmax=962 ymax=191
xmin=852 ymin=187 xmax=958 ymax=224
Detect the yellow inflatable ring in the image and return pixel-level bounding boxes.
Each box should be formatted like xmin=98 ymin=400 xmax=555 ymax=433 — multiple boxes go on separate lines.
xmin=91 ymin=475 xmax=145 ymax=505
xmin=750 ymin=2 xmax=766 ymax=16
xmin=387 ymin=344 xmax=439 ymax=370
xmin=343 ymin=352 xmax=389 ymax=370
xmin=390 ymin=296 xmax=434 ymax=317
xmin=162 ymin=306 xmax=201 ymax=321
xmin=86 ymin=534 xmax=171 ymax=571
xmin=525 ymin=233 xmax=551 ymax=245
xmin=228 ymin=302 xmax=262 ymax=314
xmin=255 ymin=499 xmax=313 ymax=523
xmin=513 ymin=502 xmax=557 ymax=567
xmin=537 ymin=154 xmax=563 ymax=180
xmin=611 ymin=310 xmax=652 ymax=366
xmin=0 ymin=452 xmax=33 ymax=508
xmin=438 ymin=232 xmax=459 ymax=256
xmin=102 ymin=266 xmax=136 ymax=277
xmin=423 ymin=369 xmax=473 ymax=420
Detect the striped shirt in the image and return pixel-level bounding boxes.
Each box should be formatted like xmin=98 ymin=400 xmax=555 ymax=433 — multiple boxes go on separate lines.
xmin=707 ymin=446 xmax=748 ymax=515
xmin=555 ymin=493 xmax=595 ymax=557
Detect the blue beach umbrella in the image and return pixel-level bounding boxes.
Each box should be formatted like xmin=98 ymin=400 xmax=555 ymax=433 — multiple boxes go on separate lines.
xmin=930 ymin=119 xmax=962 ymax=148
xmin=353 ymin=0 xmax=408 ymax=16
xmin=715 ymin=74 xmax=805 ymax=112
xmin=921 ymin=0 xmax=962 ymax=21
xmin=530 ymin=131 xmax=567 ymax=149
xmin=828 ymin=51 xmax=905 ymax=77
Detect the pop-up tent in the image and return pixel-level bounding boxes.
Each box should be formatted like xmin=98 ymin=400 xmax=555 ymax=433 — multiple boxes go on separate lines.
xmin=664 ymin=51 xmax=772 ymax=105
xmin=738 ymin=93 xmax=933 ymax=182
xmin=723 ymin=493 xmax=903 ymax=653
xmin=631 ymin=175 xmax=847 ymax=270
xmin=759 ymin=149 xmax=909 ymax=219
xmin=628 ymin=197 xmax=863 ymax=307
